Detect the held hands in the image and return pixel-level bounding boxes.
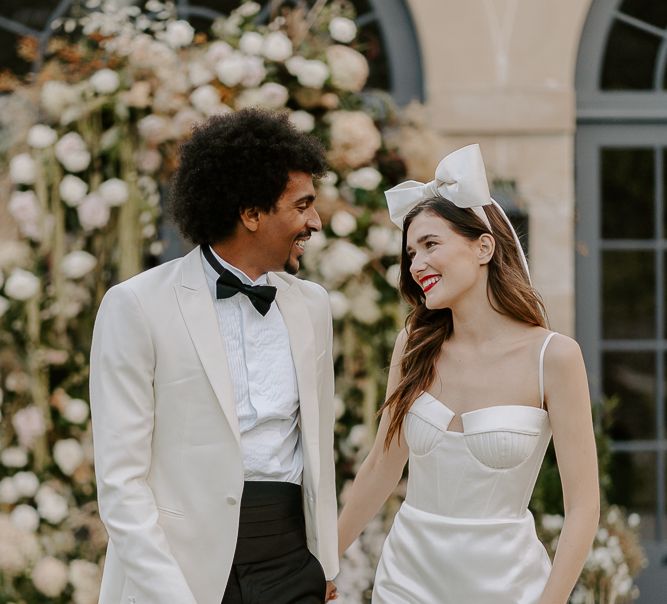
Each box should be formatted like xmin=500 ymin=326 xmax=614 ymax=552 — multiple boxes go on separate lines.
xmin=325 ymin=580 xmax=338 ymax=601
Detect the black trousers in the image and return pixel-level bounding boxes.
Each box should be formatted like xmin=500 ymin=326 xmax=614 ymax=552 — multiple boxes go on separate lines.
xmin=221 ymin=482 xmax=326 ymax=604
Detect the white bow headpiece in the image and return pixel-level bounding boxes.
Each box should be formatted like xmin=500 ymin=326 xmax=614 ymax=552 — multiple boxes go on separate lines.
xmin=384 ymin=144 xmax=530 ymax=280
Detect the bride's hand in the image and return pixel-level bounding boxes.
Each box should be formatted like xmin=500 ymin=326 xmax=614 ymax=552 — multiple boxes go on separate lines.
xmin=325 ymin=580 xmax=338 ymax=601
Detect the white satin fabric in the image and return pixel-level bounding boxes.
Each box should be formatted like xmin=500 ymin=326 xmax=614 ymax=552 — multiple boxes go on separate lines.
xmin=373 ymin=334 xmax=557 ymax=603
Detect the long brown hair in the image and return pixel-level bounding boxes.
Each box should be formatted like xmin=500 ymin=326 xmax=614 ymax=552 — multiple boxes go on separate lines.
xmin=381 ymin=198 xmax=548 ymax=449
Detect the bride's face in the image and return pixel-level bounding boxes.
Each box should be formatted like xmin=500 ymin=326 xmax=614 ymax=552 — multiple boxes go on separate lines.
xmin=405 ymin=211 xmax=484 ymax=310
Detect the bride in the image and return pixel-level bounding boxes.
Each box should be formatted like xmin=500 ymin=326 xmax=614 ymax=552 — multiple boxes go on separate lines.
xmin=337 ymin=145 xmax=599 ymax=603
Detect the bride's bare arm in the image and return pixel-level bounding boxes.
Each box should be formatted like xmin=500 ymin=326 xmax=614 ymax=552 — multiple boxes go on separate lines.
xmin=337 ymin=330 xmax=410 ymax=557
xmin=539 ymin=334 xmax=600 ymax=604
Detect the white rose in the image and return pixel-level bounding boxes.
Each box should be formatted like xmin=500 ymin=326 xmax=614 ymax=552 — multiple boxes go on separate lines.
xmin=262 ymin=32 xmax=292 ymax=62
xmin=385 ymin=263 xmax=401 ymax=288
xmin=206 ymin=40 xmax=234 ymax=65
xmin=59 ymin=175 xmax=88 ymax=207
xmin=136 ymin=149 xmax=162 ymax=174
xmin=306 ymin=231 xmax=327 ymax=254
xmin=1 ymin=446 xmax=29 ymax=468
xmin=10 ymin=504 xmax=40 ymax=533
xmin=138 ymin=114 xmax=172 ymax=144
xmin=289 ymin=110 xmax=315 ymax=132
xmin=319 ymin=240 xmax=369 ymax=285
xmin=188 ymin=61 xmax=214 ymax=87
xmin=61 ymin=251 xmax=97 ymax=280
xmin=41 ymin=81 xmax=78 ymax=119
xmin=36 ymin=486 xmax=69 ymax=524
xmin=329 ymin=16 xmax=357 ymax=43
xmin=235 ymin=88 xmax=264 ymax=110
xmin=628 ymin=513 xmax=640 ymax=528
xmin=63 ymin=398 xmax=90 ymax=424
xmin=330 ymin=211 xmax=357 ymax=237
xmin=367 ymin=225 xmax=393 ymax=255
xmin=0 ymin=296 xmax=9 ymax=319
xmin=77 ymin=193 xmax=110 ymax=231
xmin=348 ymin=423 xmax=369 ymax=448
xmin=31 ymin=556 xmax=69 ymax=597
xmin=216 ymin=54 xmax=245 ymax=87
xmin=5 ymin=269 xmax=39 ymax=301
xmin=9 ymin=153 xmax=36 ymax=185
xmin=163 ymin=20 xmax=194 ymax=48
xmin=190 ymin=85 xmax=221 ymax=115
xmin=69 ymin=559 xmax=101 ymax=604
xmin=55 ymin=132 xmax=91 ymax=172
xmin=327 ymin=45 xmax=369 ymax=92
xmin=27 ymin=124 xmax=57 ymax=149
xmin=0 ymin=477 xmax=19 ymax=504
xmin=90 ymin=68 xmax=120 ymax=94
xmin=98 ymin=178 xmax=129 ymax=206
xmin=349 ymin=282 xmax=381 ymax=324
xmin=258 ymin=82 xmax=289 ymax=108
xmin=242 ymin=56 xmax=266 ymax=87
xmin=9 ymin=190 xmax=41 ymax=225
xmin=285 ymin=56 xmax=306 ymax=76
xmin=346 ymin=167 xmax=382 ymax=190
xmin=318 ymin=184 xmax=339 ymax=203
xmin=13 ymin=472 xmax=39 ymax=498
xmin=12 ymin=405 xmax=46 ymax=449
xmin=239 ymin=31 xmax=264 ymax=55
xmin=237 ymin=1 xmax=261 ymax=17
xmin=296 ymin=60 xmax=329 ymax=89
xmin=541 ymin=514 xmax=565 ymax=532
xmin=321 ymin=171 xmax=338 ymax=186
xmin=328 ymin=290 xmax=350 ymax=319
xmin=53 ymin=439 xmax=84 ymax=476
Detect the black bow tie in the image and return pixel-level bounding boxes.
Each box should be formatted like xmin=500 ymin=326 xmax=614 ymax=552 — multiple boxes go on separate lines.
xmin=202 ymin=246 xmax=277 ymax=316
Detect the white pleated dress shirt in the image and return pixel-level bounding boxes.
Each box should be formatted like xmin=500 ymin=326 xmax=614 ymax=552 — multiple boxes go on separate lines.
xmin=202 ymin=248 xmax=303 ymax=484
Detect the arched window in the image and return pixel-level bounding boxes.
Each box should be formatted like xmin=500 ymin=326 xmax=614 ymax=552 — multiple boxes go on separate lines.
xmin=0 ymin=0 xmax=423 ymax=105
xmin=577 ymin=1 xmax=667 ymax=596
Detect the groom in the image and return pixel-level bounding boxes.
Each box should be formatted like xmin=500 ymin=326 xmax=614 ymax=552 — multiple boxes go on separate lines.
xmin=90 ymin=109 xmax=338 ymax=604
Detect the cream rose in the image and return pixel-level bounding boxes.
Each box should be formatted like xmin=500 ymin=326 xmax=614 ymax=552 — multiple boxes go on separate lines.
xmin=8 ymin=191 xmax=40 ymax=226
xmin=216 ymin=53 xmax=245 ymax=87
xmin=190 ymin=85 xmax=222 ymax=115
xmin=328 ymin=111 xmax=381 ymax=169
xmin=13 ymin=471 xmax=39 ymax=498
xmin=1 ymin=446 xmax=28 ymax=468
xmin=12 ymin=405 xmax=46 ymax=449
xmin=36 ymin=486 xmax=69 ymax=524
xmin=326 ymin=45 xmax=369 ymax=92
xmin=63 ymin=398 xmax=90 ymax=424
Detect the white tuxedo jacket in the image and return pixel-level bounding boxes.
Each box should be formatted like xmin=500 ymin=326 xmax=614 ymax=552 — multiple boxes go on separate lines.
xmin=90 ymin=247 xmax=338 ymax=604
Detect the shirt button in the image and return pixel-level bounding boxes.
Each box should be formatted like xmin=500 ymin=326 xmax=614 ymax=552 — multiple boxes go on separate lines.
xmin=227 ymin=496 xmax=238 ymax=505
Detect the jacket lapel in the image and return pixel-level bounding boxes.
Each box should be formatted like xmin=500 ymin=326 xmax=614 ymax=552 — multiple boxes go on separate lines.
xmin=175 ymin=248 xmax=241 ymax=447
xmin=270 ymin=273 xmax=321 ymax=494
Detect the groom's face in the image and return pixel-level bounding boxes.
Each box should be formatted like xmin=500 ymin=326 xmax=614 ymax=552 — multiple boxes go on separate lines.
xmin=259 ymin=171 xmax=321 ymax=275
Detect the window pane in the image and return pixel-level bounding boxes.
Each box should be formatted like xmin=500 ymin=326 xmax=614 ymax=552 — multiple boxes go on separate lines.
xmin=601 ymin=20 xmax=661 ymax=90
xmin=608 ymin=451 xmax=657 ymax=540
xmin=603 ymin=352 xmax=656 ymax=440
xmin=602 ymin=251 xmax=655 ymax=339
xmin=601 ymin=148 xmax=654 ymax=239
xmin=619 ymin=0 xmax=667 ymax=29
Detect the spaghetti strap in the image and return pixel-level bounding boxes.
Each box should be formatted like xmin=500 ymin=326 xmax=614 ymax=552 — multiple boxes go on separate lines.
xmin=539 ymin=332 xmax=558 ymax=409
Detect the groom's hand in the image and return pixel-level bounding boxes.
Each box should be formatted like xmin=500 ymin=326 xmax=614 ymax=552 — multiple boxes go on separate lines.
xmin=325 ymin=580 xmax=338 ymax=601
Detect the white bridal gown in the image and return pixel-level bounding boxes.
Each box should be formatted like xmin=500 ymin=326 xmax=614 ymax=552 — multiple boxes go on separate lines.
xmin=372 ymin=332 xmax=557 ymax=604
